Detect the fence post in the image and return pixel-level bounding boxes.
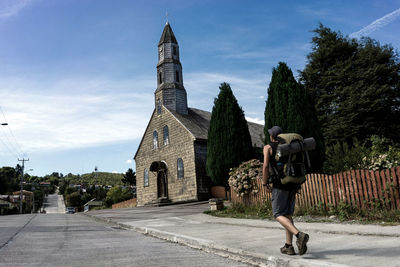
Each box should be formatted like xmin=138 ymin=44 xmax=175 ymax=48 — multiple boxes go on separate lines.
xmin=391 ymin=167 xmax=400 ymax=210
xmin=355 ymin=170 xmax=365 ymax=209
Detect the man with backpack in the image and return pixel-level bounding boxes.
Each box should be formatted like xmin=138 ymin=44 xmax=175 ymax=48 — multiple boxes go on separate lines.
xmin=262 ymin=126 xmax=309 ymax=256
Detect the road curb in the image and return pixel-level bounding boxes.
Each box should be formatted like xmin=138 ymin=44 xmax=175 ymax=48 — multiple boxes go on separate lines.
xmin=199 ymin=219 xmax=400 ymax=238
xmin=83 ymin=213 xmax=348 ymax=267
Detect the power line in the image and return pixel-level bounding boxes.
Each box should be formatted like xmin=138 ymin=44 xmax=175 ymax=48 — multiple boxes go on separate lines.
xmin=0 ymin=135 xmax=19 ymax=159
xmin=0 ymin=106 xmax=26 ymax=157
xmin=0 ymin=124 xmax=23 ymax=157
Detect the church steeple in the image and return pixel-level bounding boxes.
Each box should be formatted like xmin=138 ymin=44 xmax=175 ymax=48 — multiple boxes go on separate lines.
xmin=155 ymin=23 xmax=188 ymax=115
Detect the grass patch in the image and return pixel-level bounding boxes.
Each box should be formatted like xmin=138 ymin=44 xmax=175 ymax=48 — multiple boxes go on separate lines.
xmin=205 ymin=199 xmax=275 ymax=220
xmin=205 ymin=200 xmax=400 ymax=225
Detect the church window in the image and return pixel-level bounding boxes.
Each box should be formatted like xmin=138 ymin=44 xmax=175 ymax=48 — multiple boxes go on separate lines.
xmin=163 ymin=125 xmax=169 ymax=145
xmin=177 ymin=158 xmax=184 ymax=179
xmin=158 ymin=72 xmax=162 ymax=84
xmin=144 ymin=168 xmax=149 ymax=187
xmin=176 ymin=71 xmax=180 ymax=83
xmin=157 ymin=99 xmax=161 ymax=115
xmin=173 ymin=46 xmax=177 ymax=56
xmin=153 ymin=131 xmax=158 ymax=149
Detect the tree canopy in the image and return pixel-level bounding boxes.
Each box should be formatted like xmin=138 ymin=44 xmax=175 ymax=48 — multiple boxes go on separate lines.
xmin=0 ymin=167 xmax=18 ymax=194
xmin=300 ymin=24 xmax=400 ymax=146
xmin=206 ymin=82 xmax=254 ymax=186
xmin=265 ymin=62 xmax=324 ymax=170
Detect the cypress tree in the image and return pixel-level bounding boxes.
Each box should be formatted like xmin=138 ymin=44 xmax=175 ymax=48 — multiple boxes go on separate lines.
xmin=206 ymin=82 xmax=254 ymax=186
xmin=265 ymin=62 xmax=324 ymax=171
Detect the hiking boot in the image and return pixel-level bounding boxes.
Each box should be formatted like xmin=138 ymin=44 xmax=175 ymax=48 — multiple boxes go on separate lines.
xmin=280 ymin=245 xmax=295 ymax=255
xmin=296 ymin=232 xmax=309 ymax=255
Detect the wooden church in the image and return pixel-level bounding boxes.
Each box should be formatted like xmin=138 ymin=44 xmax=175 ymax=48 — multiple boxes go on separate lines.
xmin=134 ymin=23 xmax=264 ymax=206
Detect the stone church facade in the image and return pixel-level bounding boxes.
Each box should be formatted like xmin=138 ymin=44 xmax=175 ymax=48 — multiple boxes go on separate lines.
xmin=134 ymin=23 xmax=264 ymax=206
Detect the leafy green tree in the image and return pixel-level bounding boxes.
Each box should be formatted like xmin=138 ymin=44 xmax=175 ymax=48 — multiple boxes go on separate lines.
xmin=0 ymin=167 xmax=15 ymax=194
xmin=300 ymin=24 xmax=400 ymax=146
xmin=104 ymin=186 xmax=133 ymax=207
xmin=264 ymin=62 xmax=324 ymax=170
xmin=121 ymin=168 xmax=136 ymax=186
xmin=66 ymin=191 xmax=83 ymax=207
xmin=206 ymin=82 xmax=254 ymax=186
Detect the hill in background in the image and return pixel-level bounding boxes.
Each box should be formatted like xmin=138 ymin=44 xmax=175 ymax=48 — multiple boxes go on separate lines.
xmin=64 ymin=172 xmax=124 ymax=186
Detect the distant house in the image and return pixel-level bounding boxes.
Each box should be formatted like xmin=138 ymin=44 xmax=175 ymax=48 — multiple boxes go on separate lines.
xmin=39 ymin=181 xmax=51 ymax=187
xmin=13 ymin=190 xmax=33 ymax=205
xmin=134 ymin=23 xmax=264 ymax=207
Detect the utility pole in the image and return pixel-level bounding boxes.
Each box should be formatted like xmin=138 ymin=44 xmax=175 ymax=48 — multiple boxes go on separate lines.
xmin=18 ymin=158 xmax=29 ymax=214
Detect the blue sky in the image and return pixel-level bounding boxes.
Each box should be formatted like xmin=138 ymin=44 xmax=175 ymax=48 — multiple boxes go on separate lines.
xmin=0 ymin=0 xmax=399 ymax=177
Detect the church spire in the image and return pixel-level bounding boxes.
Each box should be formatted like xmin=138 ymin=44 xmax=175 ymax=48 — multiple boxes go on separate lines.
xmin=155 ymin=23 xmax=188 ymax=115
xmin=158 ymin=22 xmax=177 ymax=46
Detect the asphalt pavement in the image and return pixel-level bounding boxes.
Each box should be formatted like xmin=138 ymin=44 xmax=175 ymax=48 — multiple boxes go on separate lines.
xmin=0 ymin=214 xmax=252 ymax=267
xmin=44 ymin=190 xmax=66 ymax=214
xmin=86 ymin=202 xmax=400 ymax=267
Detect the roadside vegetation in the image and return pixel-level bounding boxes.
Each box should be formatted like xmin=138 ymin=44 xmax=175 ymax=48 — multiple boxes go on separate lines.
xmin=205 ymin=199 xmax=400 ymax=225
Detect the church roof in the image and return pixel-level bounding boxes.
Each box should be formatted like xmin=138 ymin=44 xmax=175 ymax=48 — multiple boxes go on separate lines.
xmin=168 ymin=107 xmax=265 ymax=148
xmin=158 ymin=23 xmax=178 ymax=45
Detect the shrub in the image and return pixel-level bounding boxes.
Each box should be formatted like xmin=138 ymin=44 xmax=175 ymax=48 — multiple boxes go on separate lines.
xmin=362 ymin=135 xmax=400 ymax=170
xmin=323 ymin=136 xmax=400 ymax=174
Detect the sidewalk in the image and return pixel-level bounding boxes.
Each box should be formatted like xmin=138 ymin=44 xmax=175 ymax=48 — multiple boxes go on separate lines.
xmin=85 ymin=203 xmax=400 ymax=267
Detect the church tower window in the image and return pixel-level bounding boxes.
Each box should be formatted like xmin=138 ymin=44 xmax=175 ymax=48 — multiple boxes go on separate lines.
xmin=153 ymin=131 xmax=158 ymax=149
xmin=173 ymin=46 xmax=177 ymax=56
xmin=158 ymin=72 xmax=163 ymax=84
xmin=177 ymin=158 xmax=184 ymax=179
xmin=176 ymin=71 xmax=180 ymax=83
xmin=157 ymin=99 xmax=161 ymax=115
xmin=163 ymin=125 xmax=169 ymax=145
xmin=144 ymin=168 xmax=149 ymax=187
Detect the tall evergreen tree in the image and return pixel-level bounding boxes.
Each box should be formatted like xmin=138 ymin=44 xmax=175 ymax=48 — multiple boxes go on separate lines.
xmin=264 ymin=62 xmax=324 ymax=171
xmin=300 ymin=24 xmax=400 ymax=146
xmin=206 ymin=82 xmax=254 ymax=186
xmin=121 ymin=168 xmax=136 ymax=186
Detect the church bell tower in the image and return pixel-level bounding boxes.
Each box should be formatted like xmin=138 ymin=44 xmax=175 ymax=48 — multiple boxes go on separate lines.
xmin=155 ymin=22 xmax=188 ymax=115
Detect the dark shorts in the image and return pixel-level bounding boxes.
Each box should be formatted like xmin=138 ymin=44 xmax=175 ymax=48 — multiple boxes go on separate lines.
xmin=271 ymin=187 xmax=296 ymax=218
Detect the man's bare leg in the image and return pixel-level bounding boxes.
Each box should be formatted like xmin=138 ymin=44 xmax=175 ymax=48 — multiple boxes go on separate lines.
xmin=276 ymin=215 xmax=299 ymax=245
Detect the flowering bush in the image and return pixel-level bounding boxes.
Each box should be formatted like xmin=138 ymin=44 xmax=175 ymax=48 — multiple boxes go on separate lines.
xmin=228 ymin=159 xmax=262 ymax=197
xmin=362 ymin=135 xmax=400 ymax=171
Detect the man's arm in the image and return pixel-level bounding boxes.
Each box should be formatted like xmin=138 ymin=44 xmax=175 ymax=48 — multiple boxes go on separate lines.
xmin=262 ymin=145 xmax=271 ymax=186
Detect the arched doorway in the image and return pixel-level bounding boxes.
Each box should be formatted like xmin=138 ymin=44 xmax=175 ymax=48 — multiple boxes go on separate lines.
xmin=157 ymin=170 xmax=168 ymax=198
xmin=150 ymin=161 xmax=168 ymax=200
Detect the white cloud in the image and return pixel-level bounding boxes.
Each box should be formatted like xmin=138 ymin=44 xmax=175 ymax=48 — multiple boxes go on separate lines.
xmin=125 ymin=159 xmax=132 ymax=164
xmin=0 ymin=0 xmax=33 ymax=19
xmin=0 ymin=76 xmax=154 ymax=156
xmin=350 ymin=8 xmax=400 ymax=38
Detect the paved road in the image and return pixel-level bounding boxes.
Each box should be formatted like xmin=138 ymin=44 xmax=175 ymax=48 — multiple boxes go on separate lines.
xmin=87 ymin=203 xmax=400 ymax=267
xmin=0 ymin=214 xmax=250 ymax=267
xmin=44 ymin=191 xmax=66 ymax=214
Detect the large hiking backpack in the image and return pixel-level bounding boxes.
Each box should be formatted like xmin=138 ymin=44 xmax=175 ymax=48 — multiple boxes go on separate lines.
xmin=270 ymin=133 xmax=316 ymax=185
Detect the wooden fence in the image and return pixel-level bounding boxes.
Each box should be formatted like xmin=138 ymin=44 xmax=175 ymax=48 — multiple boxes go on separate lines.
xmin=230 ymin=166 xmax=400 ymax=210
